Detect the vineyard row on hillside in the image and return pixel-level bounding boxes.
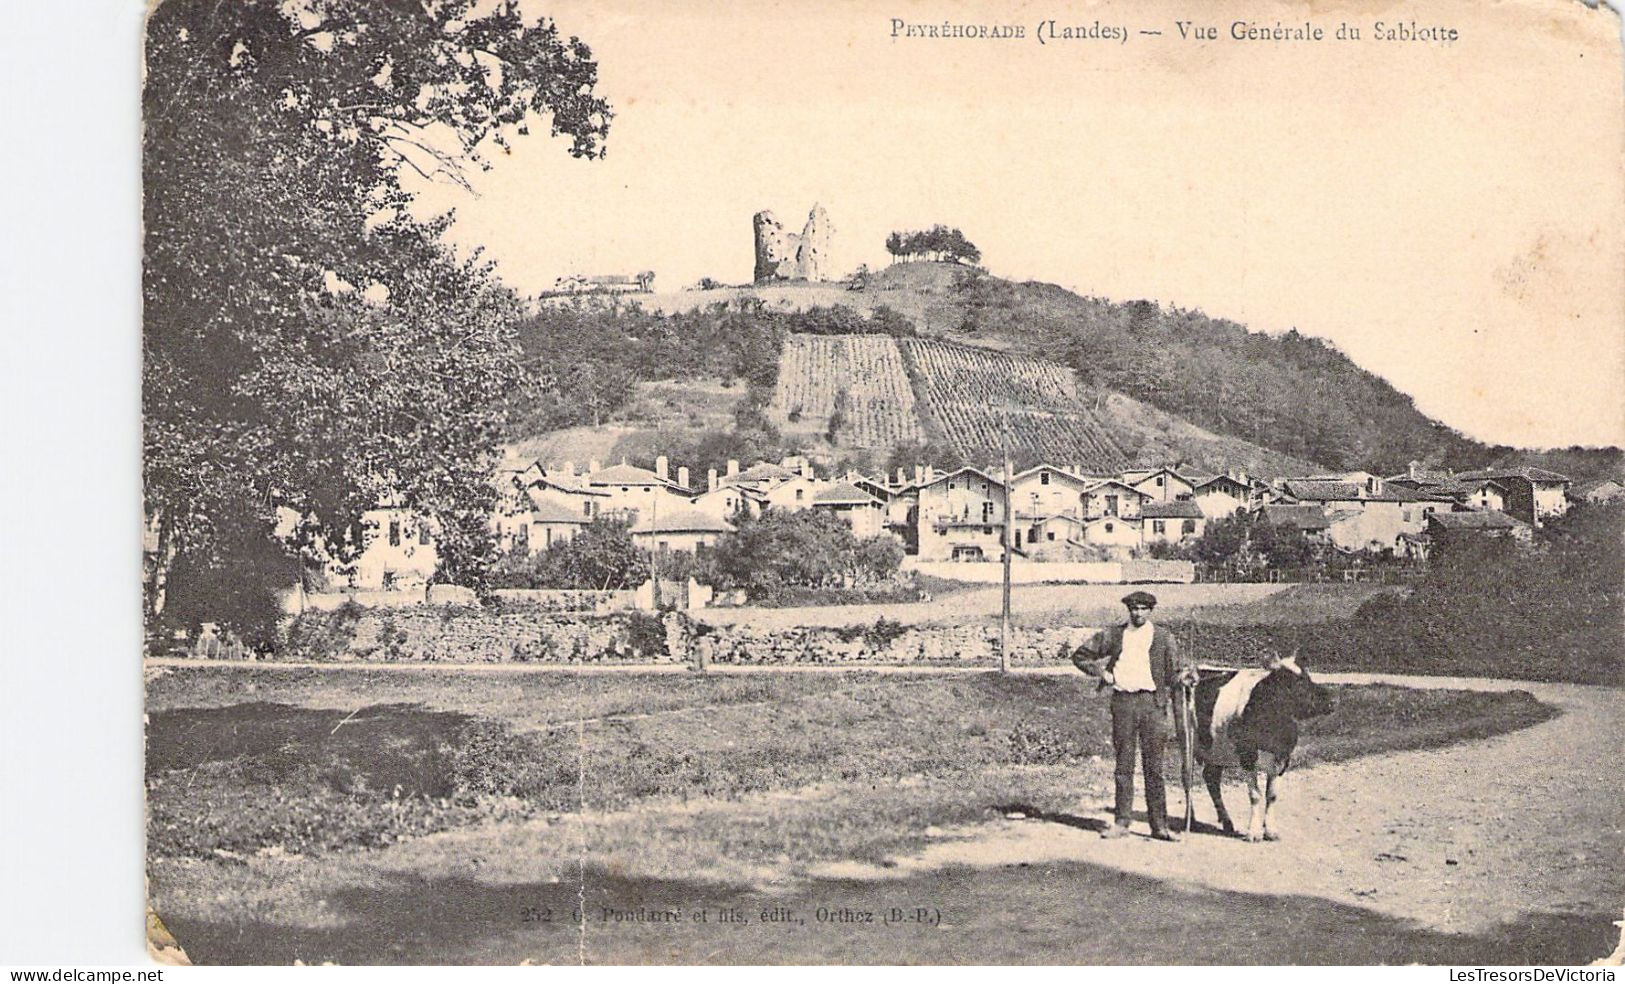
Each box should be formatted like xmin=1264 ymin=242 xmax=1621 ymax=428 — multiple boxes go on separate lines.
xmin=771 ymin=334 xmax=925 ymax=448
xmin=899 ymin=337 xmax=1126 ymax=470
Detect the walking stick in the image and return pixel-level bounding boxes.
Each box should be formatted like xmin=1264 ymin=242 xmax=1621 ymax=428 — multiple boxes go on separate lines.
xmin=1181 ymin=679 xmax=1196 ymax=837
xmin=1179 ymin=621 xmax=1197 ymax=838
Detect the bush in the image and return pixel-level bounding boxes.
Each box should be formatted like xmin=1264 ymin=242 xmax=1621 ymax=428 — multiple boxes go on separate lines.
xmin=279 ymin=601 xmax=366 ymax=660
xmin=1183 ymin=502 xmax=1625 ymax=685
xmin=710 ymin=510 xmax=904 ymax=601
xmin=488 ymin=519 xmax=649 ymax=590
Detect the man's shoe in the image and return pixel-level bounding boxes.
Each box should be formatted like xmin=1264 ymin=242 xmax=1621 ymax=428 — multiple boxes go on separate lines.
xmin=1100 ymin=823 xmax=1131 ymax=840
xmin=1149 ymin=828 xmax=1180 ymax=842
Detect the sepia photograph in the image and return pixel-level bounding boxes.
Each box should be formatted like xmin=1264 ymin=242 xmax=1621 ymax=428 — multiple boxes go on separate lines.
xmin=120 ymin=0 xmax=1625 ymax=966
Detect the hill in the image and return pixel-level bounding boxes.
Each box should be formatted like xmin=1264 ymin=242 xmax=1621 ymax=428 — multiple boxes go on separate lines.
xmin=506 ymin=264 xmax=1617 ymax=480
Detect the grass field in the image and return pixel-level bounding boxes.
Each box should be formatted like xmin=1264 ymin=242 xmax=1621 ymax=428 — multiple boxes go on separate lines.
xmin=148 ymin=668 xmax=1550 ymax=864
xmin=146 ymin=667 xmax=1561 ymax=963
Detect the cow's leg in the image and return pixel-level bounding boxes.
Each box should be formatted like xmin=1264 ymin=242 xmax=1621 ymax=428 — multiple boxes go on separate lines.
xmin=1203 ymin=764 xmax=1234 ymax=834
xmin=1245 ymin=763 xmax=1267 ymax=843
xmin=1261 ymin=753 xmax=1283 ymax=841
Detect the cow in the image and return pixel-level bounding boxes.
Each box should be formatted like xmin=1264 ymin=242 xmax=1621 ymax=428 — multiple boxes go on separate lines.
xmin=1177 ymin=652 xmax=1335 ymax=842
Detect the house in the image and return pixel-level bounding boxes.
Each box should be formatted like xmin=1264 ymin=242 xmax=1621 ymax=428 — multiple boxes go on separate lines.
xmin=757 ymin=474 xmax=821 ymax=512
xmin=719 ymin=459 xmax=799 ymax=490
xmin=688 ymin=483 xmax=763 ymax=524
xmin=1020 ymin=514 xmax=1092 ymax=559
xmin=810 ymin=481 xmax=887 ymax=538
xmin=1008 ymin=465 xmax=1094 ymax=523
xmin=1426 ymin=509 xmax=1533 ymax=544
xmin=551 ymin=272 xmax=652 ymax=294
xmin=1076 ymin=514 xmax=1143 ymax=553
xmin=1258 ymin=504 xmax=1332 ymax=544
xmin=493 ymin=463 xmax=608 ymax=553
xmin=1141 ymin=500 xmax=1205 ymax=544
xmin=852 ymin=474 xmax=920 ymax=548
xmin=1275 ymin=478 xmax=1450 ymax=550
xmin=629 ymin=506 xmax=734 ymax=554
xmin=916 ymin=466 xmax=1008 ymax=562
xmin=1572 ymin=478 xmax=1625 ymax=504
xmin=1435 ymin=477 xmax=1508 ymax=514
xmin=1079 ymin=479 xmax=1148 ymax=521
xmin=1450 ymin=467 xmax=1569 ymax=526
xmin=583 ymin=456 xmax=693 ymax=522
xmin=1190 ymin=473 xmax=1256 ymax=519
xmin=333 ymin=505 xmax=439 ymax=590
xmin=1127 ymin=466 xmax=1196 ymax=504
xmin=496 ymin=495 xmax=591 ymax=554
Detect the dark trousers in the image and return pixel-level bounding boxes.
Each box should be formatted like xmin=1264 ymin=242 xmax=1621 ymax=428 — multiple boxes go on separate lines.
xmin=1110 ymin=690 xmax=1169 ymax=830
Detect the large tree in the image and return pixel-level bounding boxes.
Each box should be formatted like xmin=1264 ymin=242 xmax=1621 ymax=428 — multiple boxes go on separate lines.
xmin=143 ymin=0 xmax=611 ymax=629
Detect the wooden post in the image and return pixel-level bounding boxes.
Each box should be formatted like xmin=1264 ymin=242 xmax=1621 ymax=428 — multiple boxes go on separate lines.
xmin=1000 ymin=403 xmax=1014 ymax=674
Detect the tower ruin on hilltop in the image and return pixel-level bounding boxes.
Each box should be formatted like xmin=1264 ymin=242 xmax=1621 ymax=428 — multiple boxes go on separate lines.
xmin=753 ymin=204 xmax=833 ymax=283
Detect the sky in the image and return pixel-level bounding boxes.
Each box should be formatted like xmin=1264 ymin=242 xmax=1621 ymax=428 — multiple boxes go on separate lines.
xmin=416 ymin=0 xmax=1625 ymax=450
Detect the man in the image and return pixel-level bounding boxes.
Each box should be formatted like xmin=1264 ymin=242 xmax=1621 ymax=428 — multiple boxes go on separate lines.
xmin=1071 ymin=590 xmax=1193 ymax=842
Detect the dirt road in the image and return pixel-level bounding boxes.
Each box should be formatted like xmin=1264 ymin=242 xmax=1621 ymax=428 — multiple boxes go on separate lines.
xmin=815 ymin=673 xmax=1624 ymax=956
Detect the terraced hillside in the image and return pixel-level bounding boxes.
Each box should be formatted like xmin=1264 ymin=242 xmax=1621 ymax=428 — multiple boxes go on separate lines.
xmin=771 ymin=334 xmax=925 ymax=448
xmin=899 ymin=337 xmax=1127 ymax=470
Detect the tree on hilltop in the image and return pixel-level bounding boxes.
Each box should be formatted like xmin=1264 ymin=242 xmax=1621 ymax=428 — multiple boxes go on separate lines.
xmin=143 ymin=0 xmax=613 ymax=636
xmin=884 ymin=225 xmax=981 ymax=265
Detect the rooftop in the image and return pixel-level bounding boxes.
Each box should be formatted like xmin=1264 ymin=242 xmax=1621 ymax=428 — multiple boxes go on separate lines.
xmin=1141 ymin=501 xmax=1203 ymax=519
xmin=1428 ymin=510 xmax=1529 ymax=531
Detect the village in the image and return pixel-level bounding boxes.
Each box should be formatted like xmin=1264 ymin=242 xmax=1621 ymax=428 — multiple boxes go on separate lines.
xmin=323 ymin=450 xmax=1602 ymax=602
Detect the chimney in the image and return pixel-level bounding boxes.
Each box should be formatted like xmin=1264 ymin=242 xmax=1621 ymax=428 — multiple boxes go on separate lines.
xmin=1409 ymin=460 xmax=1422 ymax=479
xmin=914 ymin=464 xmax=924 ymax=485
xmin=800 ymin=460 xmax=812 ymax=479
xmin=923 ymin=465 xmax=936 ymax=484
xmin=897 ymin=467 xmax=907 ymax=486
xmin=656 ymin=455 xmax=669 ymax=480
xmin=589 ymin=459 xmax=601 ymax=474
xmin=562 ymin=460 xmax=575 ymax=478
xmin=708 ymin=468 xmax=718 ymax=492
xmin=677 ymin=466 xmax=689 ymax=489
xmin=727 ymin=459 xmax=739 ymax=477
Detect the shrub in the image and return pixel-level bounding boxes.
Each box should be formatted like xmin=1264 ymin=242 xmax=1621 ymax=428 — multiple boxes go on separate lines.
xmin=279 ymin=601 xmax=366 ymax=660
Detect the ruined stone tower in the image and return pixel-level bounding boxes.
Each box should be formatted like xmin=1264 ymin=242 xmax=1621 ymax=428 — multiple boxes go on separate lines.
xmin=753 ymin=204 xmax=833 ymax=283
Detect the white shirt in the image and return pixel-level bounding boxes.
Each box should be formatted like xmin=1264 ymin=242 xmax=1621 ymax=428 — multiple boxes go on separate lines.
xmin=1113 ymin=621 xmax=1157 ymax=692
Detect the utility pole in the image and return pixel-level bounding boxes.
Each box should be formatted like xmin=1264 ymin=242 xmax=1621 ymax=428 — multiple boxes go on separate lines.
xmin=648 ymin=490 xmax=661 ymax=610
xmin=1000 ymin=402 xmax=1014 ymax=674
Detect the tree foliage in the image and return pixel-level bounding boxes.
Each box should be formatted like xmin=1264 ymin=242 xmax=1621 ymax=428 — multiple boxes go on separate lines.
xmin=709 ymin=510 xmax=903 ymax=598
xmin=143 ymin=0 xmax=611 ymax=631
xmin=885 ymin=226 xmax=981 ymax=265
xmin=947 ymin=274 xmax=1515 ymax=473
xmin=488 ymin=519 xmax=649 ymax=590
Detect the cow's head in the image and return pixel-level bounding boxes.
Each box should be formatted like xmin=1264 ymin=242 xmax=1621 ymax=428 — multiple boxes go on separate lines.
xmin=1268 ymin=650 xmax=1335 ymax=719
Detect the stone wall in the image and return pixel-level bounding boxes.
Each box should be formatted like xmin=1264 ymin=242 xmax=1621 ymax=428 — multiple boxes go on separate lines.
xmin=276 ymin=603 xmax=1099 ymax=666
xmin=280 ymin=606 xmax=679 ymax=663
xmin=695 ymin=622 xmax=1097 ymax=665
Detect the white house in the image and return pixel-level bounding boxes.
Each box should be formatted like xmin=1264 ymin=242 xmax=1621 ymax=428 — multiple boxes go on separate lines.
xmin=1080 ymin=479 xmax=1148 ymax=521
xmin=916 ymin=467 xmax=1008 ymax=562
xmin=1191 ymin=474 xmax=1255 ymax=519
xmin=1141 ymin=501 xmax=1205 ymax=544
xmin=810 ymin=481 xmax=887 ymax=538
xmin=333 ymin=506 xmax=439 ymax=591
xmin=630 ymin=506 xmax=733 ymax=554
xmin=1127 ymin=467 xmax=1196 ymax=504
xmin=584 ymin=457 xmax=693 ymax=522
xmin=1009 ymin=465 xmax=1094 ymax=521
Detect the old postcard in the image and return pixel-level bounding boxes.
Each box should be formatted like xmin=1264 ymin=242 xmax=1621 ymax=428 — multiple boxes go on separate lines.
xmin=140 ymin=0 xmax=1624 ymax=966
